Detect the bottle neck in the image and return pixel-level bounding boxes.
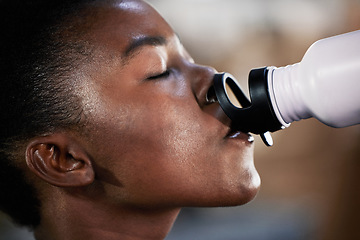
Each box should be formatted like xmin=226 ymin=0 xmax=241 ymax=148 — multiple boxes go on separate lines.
xmin=268 ymin=64 xmax=312 ymax=125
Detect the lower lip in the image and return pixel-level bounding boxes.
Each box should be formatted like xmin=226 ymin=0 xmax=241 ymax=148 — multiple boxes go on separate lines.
xmin=227 ymin=131 xmax=254 ymax=143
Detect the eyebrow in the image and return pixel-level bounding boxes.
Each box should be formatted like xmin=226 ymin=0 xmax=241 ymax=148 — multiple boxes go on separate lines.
xmin=123 ymin=35 xmax=167 ymax=59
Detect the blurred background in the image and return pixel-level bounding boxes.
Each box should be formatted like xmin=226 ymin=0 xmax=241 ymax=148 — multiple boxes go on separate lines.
xmin=1 ymin=0 xmax=359 ymax=239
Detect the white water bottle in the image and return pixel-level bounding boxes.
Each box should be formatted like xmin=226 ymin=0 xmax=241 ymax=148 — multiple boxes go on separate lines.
xmin=213 ymin=30 xmax=360 ymax=146
xmin=269 ymin=30 xmax=360 ymax=129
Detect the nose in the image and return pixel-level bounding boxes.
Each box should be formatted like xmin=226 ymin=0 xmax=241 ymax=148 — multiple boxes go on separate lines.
xmin=189 ymin=63 xmax=217 ymax=108
xmin=188 ymin=63 xmax=233 ymax=127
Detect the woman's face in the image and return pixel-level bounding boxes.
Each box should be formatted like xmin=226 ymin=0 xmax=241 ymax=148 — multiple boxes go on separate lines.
xmin=79 ymin=0 xmax=260 ymax=208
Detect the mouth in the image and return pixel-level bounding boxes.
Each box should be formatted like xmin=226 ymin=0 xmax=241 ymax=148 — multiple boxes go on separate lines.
xmin=205 ymin=85 xmax=254 ymax=144
xmin=225 ymin=128 xmax=254 ymax=143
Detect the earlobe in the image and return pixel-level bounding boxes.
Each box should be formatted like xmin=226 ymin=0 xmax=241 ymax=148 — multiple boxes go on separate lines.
xmin=25 ymin=134 xmax=95 ymax=187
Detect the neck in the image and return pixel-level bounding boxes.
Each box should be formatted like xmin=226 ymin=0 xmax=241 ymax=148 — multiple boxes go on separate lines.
xmin=34 ymin=189 xmax=180 ymax=240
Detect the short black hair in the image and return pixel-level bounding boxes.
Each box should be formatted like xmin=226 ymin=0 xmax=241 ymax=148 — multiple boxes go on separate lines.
xmin=0 ymin=0 xmax=105 ymax=228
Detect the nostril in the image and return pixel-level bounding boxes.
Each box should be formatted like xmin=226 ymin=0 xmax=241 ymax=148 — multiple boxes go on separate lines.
xmin=205 ymin=85 xmax=218 ymax=104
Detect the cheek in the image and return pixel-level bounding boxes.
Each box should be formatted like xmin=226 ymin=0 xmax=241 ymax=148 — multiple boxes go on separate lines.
xmin=159 ymin=109 xmax=207 ymax=162
xmin=126 ymin=102 xmax=210 ymax=174
xmin=87 ymin=91 xmax=258 ymax=207
xmin=90 ymin=96 xmax=207 ymax=172
xmin=105 ymin=101 xmax=215 ymax=198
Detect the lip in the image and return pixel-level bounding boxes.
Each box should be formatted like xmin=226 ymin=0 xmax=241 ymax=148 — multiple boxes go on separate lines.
xmin=225 ymin=128 xmax=254 ymax=143
xmin=204 ymin=87 xmax=254 ymax=144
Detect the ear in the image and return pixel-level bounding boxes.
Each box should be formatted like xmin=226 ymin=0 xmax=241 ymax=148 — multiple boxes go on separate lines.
xmin=25 ymin=133 xmax=95 ymax=187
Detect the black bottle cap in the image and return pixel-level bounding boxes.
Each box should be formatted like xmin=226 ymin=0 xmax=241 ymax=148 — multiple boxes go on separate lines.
xmin=213 ymin=68 xmax=283 ymax=146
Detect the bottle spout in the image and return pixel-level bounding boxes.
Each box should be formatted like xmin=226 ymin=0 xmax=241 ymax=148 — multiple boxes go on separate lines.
xmin=212 ymin=69 xmax=283 ymax=146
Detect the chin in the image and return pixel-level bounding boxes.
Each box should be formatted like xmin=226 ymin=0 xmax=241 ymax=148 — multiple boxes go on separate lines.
xmin=200 ymin=172 xmax=261 ymax=208
xmin=226 ymin=181 xmax=260 ymax=207
xmin=244 ymin=168 xmax=261 ymax=202
xmin=225 ymin=170 xmax=262 ymax=206
xmin=237 ymin=152 xmax=261 ymax=205
xmin=238 ymin=178 xmax=261 ymax=205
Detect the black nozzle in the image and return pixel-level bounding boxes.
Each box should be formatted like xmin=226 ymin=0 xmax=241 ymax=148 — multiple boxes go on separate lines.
xmin=213 ymin=68 xmax=283 ymax=146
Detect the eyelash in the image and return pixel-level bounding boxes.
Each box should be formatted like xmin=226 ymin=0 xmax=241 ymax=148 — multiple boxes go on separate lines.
xmin=147 ymin=70 xmax=171 ymax=80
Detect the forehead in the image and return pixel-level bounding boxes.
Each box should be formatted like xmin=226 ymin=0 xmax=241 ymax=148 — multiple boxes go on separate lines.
xmin=87 ymin=0 xmax=174 ymax=54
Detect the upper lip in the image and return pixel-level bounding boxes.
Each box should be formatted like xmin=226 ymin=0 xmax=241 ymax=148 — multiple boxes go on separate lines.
xmin=225 ymin=127 xmax=239 ymax=138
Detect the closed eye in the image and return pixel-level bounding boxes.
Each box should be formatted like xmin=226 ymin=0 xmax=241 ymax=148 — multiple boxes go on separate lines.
xmin=147 ymin=70 xmax=170 ymax=80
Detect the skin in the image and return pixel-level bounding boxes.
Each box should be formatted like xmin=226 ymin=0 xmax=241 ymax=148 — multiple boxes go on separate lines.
xmin=24 ymin=1 xmax=260 ymax=239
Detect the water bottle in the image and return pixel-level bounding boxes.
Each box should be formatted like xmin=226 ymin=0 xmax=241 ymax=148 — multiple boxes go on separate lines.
xmin=212 ymin=30 xmax=360 ymax=146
